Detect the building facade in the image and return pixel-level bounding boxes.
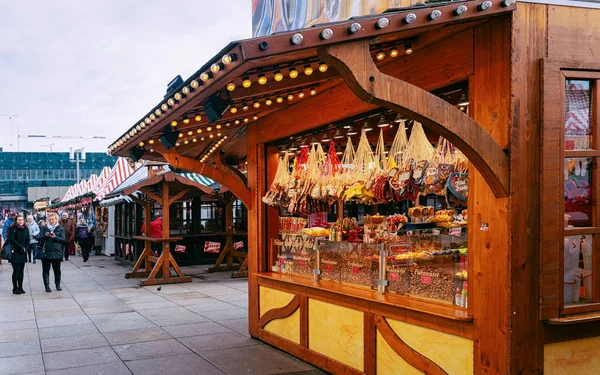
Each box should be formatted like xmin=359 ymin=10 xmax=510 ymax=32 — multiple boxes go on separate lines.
xmin=0 ymin=152 xmax=116 ymax=211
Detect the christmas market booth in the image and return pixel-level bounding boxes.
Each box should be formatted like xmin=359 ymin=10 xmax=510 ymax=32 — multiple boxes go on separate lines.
xmin=107 ymin=0 xmax=600 ymax=373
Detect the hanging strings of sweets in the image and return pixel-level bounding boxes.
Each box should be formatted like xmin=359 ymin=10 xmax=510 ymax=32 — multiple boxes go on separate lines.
xmin=262 ymin=118 xmax=469 ymax=215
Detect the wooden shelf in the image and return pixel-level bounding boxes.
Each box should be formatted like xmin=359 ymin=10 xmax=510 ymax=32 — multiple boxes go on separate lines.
xmin=547 ymin=311 xmax=600 ymax=325
xmin=257 ymin=272 xmax=473 ymax=323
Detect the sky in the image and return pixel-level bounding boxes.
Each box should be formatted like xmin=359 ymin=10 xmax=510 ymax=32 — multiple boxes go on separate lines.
xmin=0 ymin=0 xmax=252 ymax=153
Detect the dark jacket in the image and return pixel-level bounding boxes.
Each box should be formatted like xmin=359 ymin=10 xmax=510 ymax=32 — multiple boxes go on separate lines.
xmin=59 ymin=218 xmax=75 ymax=241
xmin=36 ymin=225 xmax=66 ymax=260
xmin=75 ymin=224 xmax=91 ymax=247
xmin=93 ymin=226 xmax=104 ymax=247
xmin=7 ymin=225 xmax=29 ymax=264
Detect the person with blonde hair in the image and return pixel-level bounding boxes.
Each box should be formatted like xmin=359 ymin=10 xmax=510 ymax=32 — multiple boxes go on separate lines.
xmin=36 ymin=213 xmax=66 ymax=292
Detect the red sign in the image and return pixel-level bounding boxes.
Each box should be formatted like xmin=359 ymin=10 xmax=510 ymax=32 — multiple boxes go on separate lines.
xmin=449 ymin=227 xmax=462 ymax=237
xmin=175 ymin=245 xmax=187 ymax=253
xmin=352 ymin=266 xmax=360 ymax=274
xmin=325 ymin=264 xmax=333 ymax=271
xmin=299 ymin=260 xmax=306 ymax=267
xmin=203 ymin=241 xmax=221 ymax=253
xmin=389 ymin=272 xmax=399 ymax=281
xmin=421 ymin=275 xmax=432 ymax=285
xmin=233 ymin=241 xmax=244 ymax=250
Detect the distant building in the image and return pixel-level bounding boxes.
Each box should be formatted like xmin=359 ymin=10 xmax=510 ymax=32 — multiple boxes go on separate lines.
xmin=0 ymin=152 xmax=117 ymax=211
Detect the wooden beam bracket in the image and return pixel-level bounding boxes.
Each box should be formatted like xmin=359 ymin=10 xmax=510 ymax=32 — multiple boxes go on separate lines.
xmin=318 ymin=40 xmax=510 ymax=198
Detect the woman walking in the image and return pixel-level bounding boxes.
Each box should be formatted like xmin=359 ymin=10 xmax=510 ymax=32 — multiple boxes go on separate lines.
xmin=37 ymin=213 xmax=65 ymax=292
xmin=6 ymin=214 xmax=29 ymax=294
xmin=75 ymin=219 xmax=91 ymax=262
xmin=26 ymin=216 xmax=40 ymax=264
xmin=93 ymin=224 xmax=104 ymax=255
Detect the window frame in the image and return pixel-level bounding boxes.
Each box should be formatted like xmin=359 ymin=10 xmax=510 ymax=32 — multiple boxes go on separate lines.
xmin=541 ymin=58 xmax=600 ymax=320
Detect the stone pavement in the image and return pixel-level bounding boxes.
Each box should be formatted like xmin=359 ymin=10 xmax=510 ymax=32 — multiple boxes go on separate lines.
xmin=0 ymin=255 xmax=326 ymax=375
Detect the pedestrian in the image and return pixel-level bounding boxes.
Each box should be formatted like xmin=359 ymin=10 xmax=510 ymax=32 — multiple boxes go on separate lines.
xmin=38 ymin=219 xmax=46 ymax=228
xmin=2 ymin=212 xmax=15 ymax=242
xmin=75 ymin=219 xmax=92 ymax=262
xmin=93 ymin=223 xmax=104 ymax=255
xmin=26 ymin=215 xmax=40 ymax=264
xmin=37 ymin=213 xmax=65 ymax=292
xmin=58 ymin=212 xmax=75 ymax=261
xmin=6 ymin=214 xmax=29 ymax=294
xmin=141 ymin=214 xmax=163 ymax=255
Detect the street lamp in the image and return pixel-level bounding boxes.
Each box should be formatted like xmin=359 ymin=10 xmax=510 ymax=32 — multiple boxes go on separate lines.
xmin=70 ymin=148 xmax=86 ymax=181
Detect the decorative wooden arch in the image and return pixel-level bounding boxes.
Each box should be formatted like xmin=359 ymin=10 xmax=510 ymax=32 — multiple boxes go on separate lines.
xmin=157 ymin=149 xmax=252 ymax=209
xmin=318 ymin=40 xmax=510 ymax=198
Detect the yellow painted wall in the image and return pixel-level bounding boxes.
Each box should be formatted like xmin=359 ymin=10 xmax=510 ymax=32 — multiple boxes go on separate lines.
xmin=378 ymin=318 xmax=474 ymax=375
xmin=308 ymin=299 xmax=364 ymax=371
xmin=259 ymin=286 xmax=300 ymax=344
xmin=545 ymin=337 xmax=600 ymax=375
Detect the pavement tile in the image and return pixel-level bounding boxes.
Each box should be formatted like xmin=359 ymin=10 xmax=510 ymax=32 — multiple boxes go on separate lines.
xmin=103 ymin=327 xmax=172 ymax=346
xmin=136 ymin=306 xmax=208 ymax=327
xmin=126 ymin=300 xmax=177 ymax=310
xmin=36 ymin=315 xmax=92 ymax=328
xmin=0 ymin=312 xmax=36 ymax=323
xmin=35 ymin=308 xmax=86 ymax=319
xmin=0 ymin=353 xmax=44 ymax=375
xmin=199 ymin=307 xmax=248 ymax=322
xmin=38 ymin=323 xmax=100 ymax=339
xmin=179 ymin=332 xmax=259 ymax=353
xmin=200 ymin=344 xmax=315 ymax=375
xmin=46 ymin=361 xmax=133 ymax=375
xmin=212 ymin=293 xmax=248 ymax=303
xmin=83 ymin=303 xmax=134 ymax=315
xmin=0 ymin=320 xmax=37 ymax=332
xmin=113 ymin=338 xmax=191 ymax=361
xmin=218 ymin=318 xmax=250 ymax=338
xmin=162 ymin=321 xmax=233 ymax=338
xmin=41 ymin=332 xmax=109 ymax=353
xmin=43 ymin=346 xmax=121 ymax=371
xmin=33 ymin=298 xmax=80 ymax=312
xmin=0 ymin=328 xmax=38 ymax=343
xmin=185 ymin=299 xmax=235 ymax=313
xmin=0 ymin=340 xmax=41 ymax=358
xmin=125 ymin=353 xmax=224 ymax=375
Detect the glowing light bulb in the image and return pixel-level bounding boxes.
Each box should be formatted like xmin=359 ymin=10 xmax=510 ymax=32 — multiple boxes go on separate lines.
xmin=230 ymin=107 xmax=237 ymax=114
xmin=242 ymin=78 xmax=251 ymax=88
xmin=178 ymin=133 xmax=183 ymax=138
xmin=304 ymin=65 xmax=313 ymax=75
xmin=276 ymin=97 xmax=283 ymax=103
xmin=200 ymin=72 xmax=210 ymax=81
xmin=191 ymin=80 xmax=199 ymax=88
xmin=183 ymin=118 xmax=190 ymax=125
xmin=171 ymin=121 xmax=178 ymax=127
xmin=227 ymin=82 xmax=236 ymax=91
xmin=289 ymin=69 xmax=298 ymax=79
xmin=310 ymin=88 xmax=317 ymax=96
xmin=390 ymin=48 xmax=399 ymax=57
xmin=207 ymin=126 xmax=212 ymax=132
xmin=298 ymin=92 xmax=305 ymax=99
xmin=265 ymin=99 xmax=272 ymax=106
xmin=195 ymin=115 xmax=201 ymax=122
xmin=138 ymin=142 xmax=144 ymax=147
xmin=187 ymin=131 xmax=193 ymax=136
xmin=287 ymin=94 xmax=294 ymax=101
xmin=148 ymin=139 xmax=155 ymax=145
xmin=253 ymin=102 xmax=260 ymax=108
xmin=274 ymin=72 xmax=283 ymax=81
xmin=318 ymin=63 xmax=328 ymax=72
xmin=258 ymin=75 xmax=267 ymax=85
xmin=216 ymin=124 xmax=222 ymax=129
xmin=376 ymin=51 xmax=385 ymax=60
xmin=197 ymin=128 xmax=202 ymax=134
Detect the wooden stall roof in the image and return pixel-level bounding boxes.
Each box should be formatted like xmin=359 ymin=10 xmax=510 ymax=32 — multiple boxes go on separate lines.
xmin=108 ymin=0 xmax=516 ymax=164
xmin=122 ymin=170 xmax=214 ymax=198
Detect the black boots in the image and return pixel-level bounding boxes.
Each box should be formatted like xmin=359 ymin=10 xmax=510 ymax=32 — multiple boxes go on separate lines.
xmin=18 ymin=283 xmax=25 ymax=295
xmin=55 ymin=274 xmax=62 ymax=291
xmin=43 ymin=274 xmax=51 ymax=293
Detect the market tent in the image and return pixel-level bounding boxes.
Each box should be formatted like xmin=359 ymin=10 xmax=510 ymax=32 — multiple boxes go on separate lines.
xmin=95 ymin=157 xmax=134 ymax=201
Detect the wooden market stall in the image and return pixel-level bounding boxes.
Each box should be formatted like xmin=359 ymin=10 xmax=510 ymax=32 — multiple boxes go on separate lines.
xmin=107 ymin=0 xmax=600 ymax=373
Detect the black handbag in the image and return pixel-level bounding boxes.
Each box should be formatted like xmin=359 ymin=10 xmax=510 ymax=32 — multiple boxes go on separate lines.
xmin=36 ymin=241 xmax=46 ymax=260
xmin=1 ymin=241 xmax=12 ymax=260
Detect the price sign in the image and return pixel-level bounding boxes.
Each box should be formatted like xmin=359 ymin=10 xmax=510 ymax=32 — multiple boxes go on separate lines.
xmin=407 ymin=231 xmax=413 ymax=237
xmin=389 ymin=272 xmax=399 ymax=281
xmin=233 ymin=241 xmax=244 ymax=250
xmin=421 ymin=275 xmax=432 ymax=285
xmin=325 ymin=264 xmax=333 ymax=271
xmin=174 ymin=245 xmax=186 ymax=253
xmin=352 ymin=266 xmax=360 ymax=274
xmin=203 ymin=241 xmax=221 ymax=253
xmin=432 ymin=229 xmax=441 ymax=235
xmin=299 ymin=260 xmax=306 ymax=267
xmin=449 ymin=227 xmax=462 ymax=237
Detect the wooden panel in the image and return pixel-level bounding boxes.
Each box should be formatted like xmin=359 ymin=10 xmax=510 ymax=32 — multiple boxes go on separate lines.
xmin=266 ymin=147 xmax=280 ymax=270
xmin=318 ymin=37 xmax=509 ymax=197
xmin=257 ymin=273 xmax=473 ymax=339
xmin=308 ymin=299 xmax=364 ymax=372
xmin=548 ymin=5 xmax=600 ymax=61
xmin=247 ymin=123 xmax=260 ymax=337
xmin=544 ymin=337 xmax=600 ymax=374
xmin=509 ymin=2 xmax=547 ymax=373
xmin=545 ymin=319 xmax=600 ymax=343
xmin=254 ymin=30 xmax=475 ymax=144
xmin=258 ymin=295 xmax=300 ymax=328
xmin=363 ymin=313 xmax=376 ymax=375
xmin=470 ymin=16 xmax=511 ymax=374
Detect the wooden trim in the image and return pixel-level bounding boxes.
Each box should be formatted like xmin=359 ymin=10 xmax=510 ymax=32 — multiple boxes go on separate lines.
xmin=564 ymin=150 xmax=600 ymax=157
xmin=139 ymin=187 xmax=162 ymax=206
xmin=563 ymin=227 xmax=600 ymax=236
xmin=299 ymin=295 xmax=308 ymax=348
xmin=545 ymin=319 xmax=600 ymax=343
xmin=547 ymin=311 xmax=600 ymax=325
xmin=374 ymin=315 xmax=448 ymax=375
xmin=561 ymin=303 xmax=600 ymax=316
xmin=318 ymin=39 xmax=509 ymax=198
xmin=168 ymin=188 xmax=191 ymax=206
xmin=258 ymin=294 xmax=300 ymax=329
xmin=363 ymin=313 xmax=376 ymax=375
xmin=257 ymin=273 xmax=473 ymax=339
xmin=562 ymin=71 xmax=600 ymax=80
xmin=258 ymin=329 xmax=364 ymax=375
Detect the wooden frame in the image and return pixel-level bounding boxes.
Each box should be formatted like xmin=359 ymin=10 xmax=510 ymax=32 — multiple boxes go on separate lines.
xmin=540 ymin=59 xmax=600 ymax=320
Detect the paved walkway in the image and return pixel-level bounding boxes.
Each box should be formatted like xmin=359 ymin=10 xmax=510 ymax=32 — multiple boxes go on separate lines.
xmin=0 ymin=255 xmax=323 ymax=375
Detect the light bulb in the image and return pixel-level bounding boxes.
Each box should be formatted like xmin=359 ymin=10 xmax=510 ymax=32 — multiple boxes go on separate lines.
xmin=287 ymin=94 xmax=294 ymax=101
xmin=193 ymin=138 xmax=197 ymax=142
xmin=310 ymin=88 xmax=317 ymax=96
xmin=161 ymin=104 xmax=168 ymax=111
xmin=182 ymin=86 xmax=190 ymax=95
xmin=148 ymin=139 xmax=155 ymax=145
xmin=276 ymin=97 xmax=283 ymax=103
xmin=183 ymin=118 xmax=190 ymax=125
xmin=171 ymin=121 xmax=178 ymax=127
xmin=210 ymin=134 xmax=214 ymax=138
xmin=167 ymin=98 xmax=175 ymax=106
xmin=149 ymin=114 xmax=156 ymax=121
xmin=244 ymin=118 xmax=249 ymax=123
xmin=191 ymin=80 xmax=199 ymax=88
xmin=289 ymin=69 xmax=298 ymax=79
xmin=184 ymin=139 xmax=189 ymax=145
xmin=404 ymin=44 xmax=413 ymax=55
xmin=274 ymin=72 xmax=283 ymax=81
xmin=200 ymin=72 xmax=210 ymax=81
xmin=390 ymin=49 xmax=399 ymax=57
xmin=222 ymin=54 xmax=233 ymax=65
xmin=178 ymin=133 xmax=183 ymax=138
xmin=253 ymin=115 xmax=258 ymax=120
xmin=304 ymin=65 xmax=313 ymax=75
xmin=235 ymin=120 xmax=240 ymax=125
xmin=197 ymin=128 xmax=202 ymax=134
xmin=217 ymin=132 xmax=222 ymax=137
xmin=138 ymin=142 xmax=144 ymax=147
xmin=242 ymin=104 xmax=249 ymax=111
xmin=298 ymin=92 xmax=305 ymax=99
xmin=227 ymin=82 xmax=236 ymax=91
xmin=376 ymin=51 xmax=385 ymax=61
xmin=258 ymin=75 xmax=267 ymax=85
xmin=242 ymin=78 xmax=251 ymax=88
xmin=318 ymin=63 xmax=328 ymax=72
xmin=230 ymin=107 xmax=237 ymax=114
xmin=155 ymin=109 xmax=162 ymax=116
xmin=265 ymin=99 xmax=272 ymax=106
xmin=210 ymin=63 xmax=221 ymax=73
xmin=187 ymin=131 xmax=193 ymax=136
xmin=207 ymin=126 xmax=212 ymax=132
xmin=226 ymin=123 xmax=231 ymax=127
xmin=195 ymin=115 xmax=201 ymax=122
xmin=201 ymin=137 xmax=205 ymax=141
xmin=253 ymin=102 xmax=260 ymax=108
xmin=175 ymin=92 xmax=182 ymax=100
xmin=144 ymin=118 xmax=151 ymax=124
xmin=216 ymin=124 xmax=222 ymax=129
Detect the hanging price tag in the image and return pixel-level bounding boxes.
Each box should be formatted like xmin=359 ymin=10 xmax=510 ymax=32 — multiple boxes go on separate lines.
xmin=407 ymin=231 xmax=413 ymax=237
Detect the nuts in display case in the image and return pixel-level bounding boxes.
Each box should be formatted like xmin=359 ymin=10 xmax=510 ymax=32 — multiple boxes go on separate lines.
xmin=386 ymin=266 xmax=411 ymax=295
xmin=291 ymin=254 xmax=314 ymax=277
xmin=320 ymin=248 xmax=342 ymax=282
xmin=409 ymin=257 xmax=455 ymax=303
xmin=339 ymin=243 xmax=380 ymax=288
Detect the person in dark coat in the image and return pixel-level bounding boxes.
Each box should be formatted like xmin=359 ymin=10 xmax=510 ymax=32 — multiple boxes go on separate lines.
xmin=59 ymin=212 xmax=75 ymax=261
xmin=36 ymin=213 xmax=66 ymax=292
xmin=93 ymin=223 xmax=104 ymax=255
xmin=7 ymin=214 xmax=29 ymax=294
xmin=75 ymin=219 xmax=92 ymax=262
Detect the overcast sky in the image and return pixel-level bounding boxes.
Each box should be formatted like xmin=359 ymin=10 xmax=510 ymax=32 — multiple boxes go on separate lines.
xmin=0 ymin=0 xmax=252 ymax=153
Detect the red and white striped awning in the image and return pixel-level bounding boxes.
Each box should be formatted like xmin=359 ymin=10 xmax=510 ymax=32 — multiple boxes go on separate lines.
xmin=86 ymin=174 xmax=98 ymax=193
xmin=95 ymin=158 xmax=134 ymax=201
xmin=92 ymin=167 xmax=111 ymax=194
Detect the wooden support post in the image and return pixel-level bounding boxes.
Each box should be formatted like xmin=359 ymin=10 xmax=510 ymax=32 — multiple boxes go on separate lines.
xmin=162 ymin=182 xmax=170 ymax=279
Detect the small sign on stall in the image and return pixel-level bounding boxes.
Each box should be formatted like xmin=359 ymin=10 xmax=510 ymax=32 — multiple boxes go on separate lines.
xmin=175 ymin=245 xmax=187 ymax=253
xmin=204 ymin=241 xmax=221 ymax=253
xmin=449 ymin=227 xmax=462 ymax=237
xmin=233 ymin=241 xmax=244 ymax=250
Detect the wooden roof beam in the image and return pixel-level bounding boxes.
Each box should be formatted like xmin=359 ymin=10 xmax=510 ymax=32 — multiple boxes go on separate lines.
xmin=318 ymin=39 xmax=509 ymax=198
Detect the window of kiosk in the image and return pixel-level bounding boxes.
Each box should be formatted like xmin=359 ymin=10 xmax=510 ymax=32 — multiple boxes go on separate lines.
xmin=263 ymin=99 xmax=470 ymax=310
